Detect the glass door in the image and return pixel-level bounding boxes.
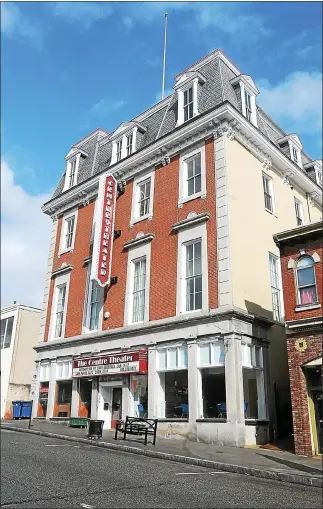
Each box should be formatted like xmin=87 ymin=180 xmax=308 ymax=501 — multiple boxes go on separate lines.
xmin=111 ymin=387 xmax=122 ymax=429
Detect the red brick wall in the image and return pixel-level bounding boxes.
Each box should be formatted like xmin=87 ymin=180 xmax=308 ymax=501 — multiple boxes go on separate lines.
xmin=44 ymin=138 xmax=218 ymax=339
xmin=286 ymin=332 xmax=322 ymax=456
xmin=279 ymin=237 xmax=322 ymax=322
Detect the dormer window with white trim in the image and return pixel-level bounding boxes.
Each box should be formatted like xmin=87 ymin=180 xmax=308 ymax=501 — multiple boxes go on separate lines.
xmin=174 ymin=71 xmax=206 ymax=127
xmin=69 ymin=159 xmax=76 ymax=188
xmin=277 ymin=134 xmax=303 ymax=168
xmin=304 ymin=160 xmax=322 ymax=188
xmin=230 ymin=74 xmax=259 ymax=127
xmin=110 ymin=122 xmax=146 ymax=165
xmin=63 ymin=148 xmax=88 ymax=192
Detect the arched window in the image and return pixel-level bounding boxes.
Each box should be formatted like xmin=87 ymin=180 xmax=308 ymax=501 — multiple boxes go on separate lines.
xmin=296 ymin=256 xmax=317 ymax=305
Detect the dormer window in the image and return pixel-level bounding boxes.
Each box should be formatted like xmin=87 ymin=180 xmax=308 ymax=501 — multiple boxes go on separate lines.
xmin=304 ymin=160 xmax=322 ymax=187
xmin=245 ymin=90 xmax=252 ymax=122
xmin=116 ymin=140 xmax=122 ymax=162
xmin=69 ymin=159 xmax=76 ymax=188
xmin=126 ymin=133 xmax=133 ymax=156
xmin=277 ymin=134 xmax=303 ymax=169
xmin=110 ymin=122 xmax=146 ymax=165
xmin=230 ymin=74 xmax=259 ymax=127
xmin=184 ymin=87 xmax=194 ymax=122
xmin=174 ymin=71 xmax=206 ymax=127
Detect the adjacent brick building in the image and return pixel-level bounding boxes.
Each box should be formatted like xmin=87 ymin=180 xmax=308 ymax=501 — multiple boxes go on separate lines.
xmin=33 ymin=49 xmax=322 ymax=446
xmin=274 ymin=221 xmax=322 ymax=455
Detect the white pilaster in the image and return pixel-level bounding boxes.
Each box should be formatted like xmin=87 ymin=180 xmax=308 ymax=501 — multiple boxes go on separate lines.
xmin=91 ymin=378 xmax=99 ymax=420
xmin=187 ymin=341 xmax=198 ymax=429
xmin=148 ymin=347 xmax=159 ymax=418
xmin=71 ymin=378 xmax=79 ymax=417
xmin=224 ymin=335 xmax=245 ymax=446
xmin=47 ymin=360 xmax=57 ymax=419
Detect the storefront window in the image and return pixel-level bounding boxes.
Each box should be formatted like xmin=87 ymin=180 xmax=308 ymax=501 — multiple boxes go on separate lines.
xmin=163 ymin=370 xmax=188 ymax=418
xmin=131 ymin=375 xmax=148 ymax=417
xmin=54 ymin=381 xmax=72 ymax=417
xmin=242 ymin=343 xmax=266 ymax=420
xmin=38 ymin=382 xmax=49 ymax=417
xmin=201 ymin=369 xmax=226 ymax=418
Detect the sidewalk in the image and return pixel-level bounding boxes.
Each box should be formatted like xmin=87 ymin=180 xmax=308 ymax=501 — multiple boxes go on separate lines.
xmin=2 ymin=419 xmax=322 ymax=488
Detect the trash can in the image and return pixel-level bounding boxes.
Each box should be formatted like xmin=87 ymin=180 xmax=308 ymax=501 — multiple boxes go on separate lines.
xmin=21 ymin=401 xmax=33 ymax=419
xmin=87 ymin=420 xmax=104 ymax=439
xmin=12 ymin=401 xmax=22 ymax=419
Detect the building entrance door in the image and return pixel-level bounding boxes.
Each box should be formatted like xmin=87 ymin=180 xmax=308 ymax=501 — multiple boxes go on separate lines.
xmin=312 ymin=390 xmax=323 ymax=454
xmin=111 ymin=387 xmax=122 ymax=429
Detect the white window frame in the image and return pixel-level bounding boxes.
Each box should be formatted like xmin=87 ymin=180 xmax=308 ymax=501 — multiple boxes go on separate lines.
xmin=130 ymin=169 xmax=155 ymax=226
xmin=289 ymin=142 xmax=302 ymax=168
xmin=240 ymin=82 xmax=258 ymax=127
xmin=39 ymin=362 xmax=50 ymax=382
xmin=56 ymin=359 xmax=72 ymax=380
xmin=157 ymin=345 xmax=188 ymax=371
xmin=83 ymin=261 xmax=104 ymax=333
xmin=124 ymin=240 xmax=151 ymax=326
xmin=176 ymin=221 xmax=208 ymax=316
xmin=269 ymin=253 xmax=284 ymax=322
xmin=197 ymin=340 xmax=225 ymax=367
xmin=241 ymin=342 xmax=266 ymax=420
xmin=295 ymin=256 xmax=318 ymax=306
xmin=178 ymin=142 xmax=206 ymax=207
xmin=116 ymin=139 xmax=123 ymax=162
xmin=315 ymin=168 xmax=322 ymax=187
xmin=59 ymin=208 xmax=78 ymax=255
xmin=294 ymin=198 xmax=304 ymax=226
xmin=176 ymin=77 xmax=200 ymax=126
xmin=262 ymin=173 xmax=275 ymax=214
xmin=0 ymin=315 xmax=15 ymax=349
xmin=63 ymin=155 xmax=80 ymax=191
xmin=48 ymin=272 xmax=70 ymax=341
xmin=126 ymin=133 xmax=133 ymax=157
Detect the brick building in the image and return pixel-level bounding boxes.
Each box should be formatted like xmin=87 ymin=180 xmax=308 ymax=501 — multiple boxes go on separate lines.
xmin=33 ymin=49 xmax=322 ymax=446
xmin=274 ymin=222 xmax=322 ymax=455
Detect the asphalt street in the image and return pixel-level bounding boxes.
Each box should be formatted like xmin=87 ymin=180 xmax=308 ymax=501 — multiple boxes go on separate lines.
xmin=1 ymin=430 xmax=322 ymax=508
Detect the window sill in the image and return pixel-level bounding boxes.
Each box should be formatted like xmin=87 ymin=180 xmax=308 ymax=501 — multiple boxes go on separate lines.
xmin=295 ymin=303 xmax=321 ymax=312
xmin=265 ymin=208 xmax=277 ymax=218
xmin=157 ymin=418 xmax=189 ymax=423
xmin=58 ymin=248 xmax=73 ymax=256
xmin=245 ymin=419 xmax=269 ymax=426
xmin=196 ymin=418 xmax=227 ymax=423
xmin=130 ymin=213 xmax=153 ymax=227
xmin=178 ymin=192 xmax=206 ymax=208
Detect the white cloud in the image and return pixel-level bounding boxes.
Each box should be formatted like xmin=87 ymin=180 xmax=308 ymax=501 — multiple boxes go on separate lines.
xmin=1 ymin=3 xmax=42 ymax=46
xmin=52 ymin=1 xmax=114 ymax=29
xmin=90 ymin=98 xmax=126 ymax=118
xmin=257 ymin=71 xmax=323 ymax=137
xmin=1 ymin=159 xmax=52 ymax=308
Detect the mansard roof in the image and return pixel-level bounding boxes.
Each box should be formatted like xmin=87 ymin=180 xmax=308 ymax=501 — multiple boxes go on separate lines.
xmin=50 ymin=49 xmax=317 ymax=201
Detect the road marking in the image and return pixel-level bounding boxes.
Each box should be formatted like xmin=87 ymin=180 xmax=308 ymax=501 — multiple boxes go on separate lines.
xmin=45 ymin=444 xmax=74 ymax=447
xmin=80 ymin=504 xmax=95 ymax=509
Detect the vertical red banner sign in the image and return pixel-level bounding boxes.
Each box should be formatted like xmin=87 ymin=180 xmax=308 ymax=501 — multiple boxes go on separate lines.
xmin=92 ymin=173 xmax=117 ymax=287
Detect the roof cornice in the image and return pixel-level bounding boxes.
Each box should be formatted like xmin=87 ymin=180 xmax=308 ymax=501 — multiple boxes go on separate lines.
xmin=273 ymin=220 xmax=323 ymax=246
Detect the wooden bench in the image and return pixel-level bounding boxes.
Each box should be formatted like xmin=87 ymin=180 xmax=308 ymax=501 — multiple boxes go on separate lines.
xmin=114 ymin=416 xmax=158 ymax=445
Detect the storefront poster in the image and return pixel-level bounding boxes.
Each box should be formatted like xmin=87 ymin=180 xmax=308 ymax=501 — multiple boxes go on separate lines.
xmin=73 ymin=350 xmax=148 ymax=378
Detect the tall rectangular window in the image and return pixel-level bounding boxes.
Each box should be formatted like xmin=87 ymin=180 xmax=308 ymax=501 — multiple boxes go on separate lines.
xmin=138 ymin=179 xmax=151 ymax=217
xmin=183 ymin=87 xmax=193 ymax=121
xmin=84 ymin=262 xmax=102 ymax=331
xmin=132 ymin=258 xmax=146 ymax=323
xmin=54 ymin=285 xmax=67 ymax=338
xmin=294 ymin=199 xmax=304 ymax=226
xmin=262 ymin=174 xmax=274 ymax=213
xmin=65 ymin=216 xmax=75 ymax=250
xmin=116 ymin=140 xmax=122 ymax=162
xmin=244 ymin=90 xmax=252 ymax=121
xmin=126 ymin=133 xmax=133 ymax=156
xmin=0 ymin=316 xmax=14 ymax=349
xmin=186 ymin=240 xmax=202 ymax=311
xmin=291 ymin=146 xmax=298 ymax=164
xmin=69 ymin=159 xmax=76 ymax=188
xmin=186 ymin=154 xmax=201 ymax=197
xmin=269 ymin=254 xmax=282 ymax=321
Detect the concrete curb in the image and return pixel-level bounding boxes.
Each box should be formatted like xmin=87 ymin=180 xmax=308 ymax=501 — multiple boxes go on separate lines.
xmin=2 ymin=425 xmax=322 ymax=488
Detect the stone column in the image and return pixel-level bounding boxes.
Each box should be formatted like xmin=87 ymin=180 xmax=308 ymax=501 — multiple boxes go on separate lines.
xmin=32 ymin=363 xmax=41 ymax=418
xmin=71 ymin=378 xmax=79 ymax=418
xmin=91 ymin=378 xmax=99 ymax=420
xmin=224 ymin=334 xmax=245 ymax=446
xmin=187 ymin=341 xmax=198 ymax=438
xmin=46 ymin=360 xmax=57 ymax=419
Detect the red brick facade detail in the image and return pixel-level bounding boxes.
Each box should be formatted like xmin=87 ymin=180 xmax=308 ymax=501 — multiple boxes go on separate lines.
xmin=286 ymin=332 xmax=322 ymax=456
xmin=280 ymin=238 xmax=322 ymax=322
xmin=44 ymin=138 xmax=218 ymax=340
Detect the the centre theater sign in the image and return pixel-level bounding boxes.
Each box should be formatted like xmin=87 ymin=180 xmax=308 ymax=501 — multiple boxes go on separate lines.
xmin=72 ymin=350 xmax=148 ymax=378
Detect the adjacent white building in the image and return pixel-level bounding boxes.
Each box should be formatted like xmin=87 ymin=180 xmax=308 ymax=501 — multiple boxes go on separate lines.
xmin=1 ymin=304 xmax=41 ymax=419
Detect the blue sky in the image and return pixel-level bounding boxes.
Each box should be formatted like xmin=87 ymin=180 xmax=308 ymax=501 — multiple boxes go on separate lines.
xmin=1 ymin=1 xmax=322 ymax=307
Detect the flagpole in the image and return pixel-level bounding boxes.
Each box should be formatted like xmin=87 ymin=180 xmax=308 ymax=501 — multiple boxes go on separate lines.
xmin=161 ymin=13 xmax=168 ymax=100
